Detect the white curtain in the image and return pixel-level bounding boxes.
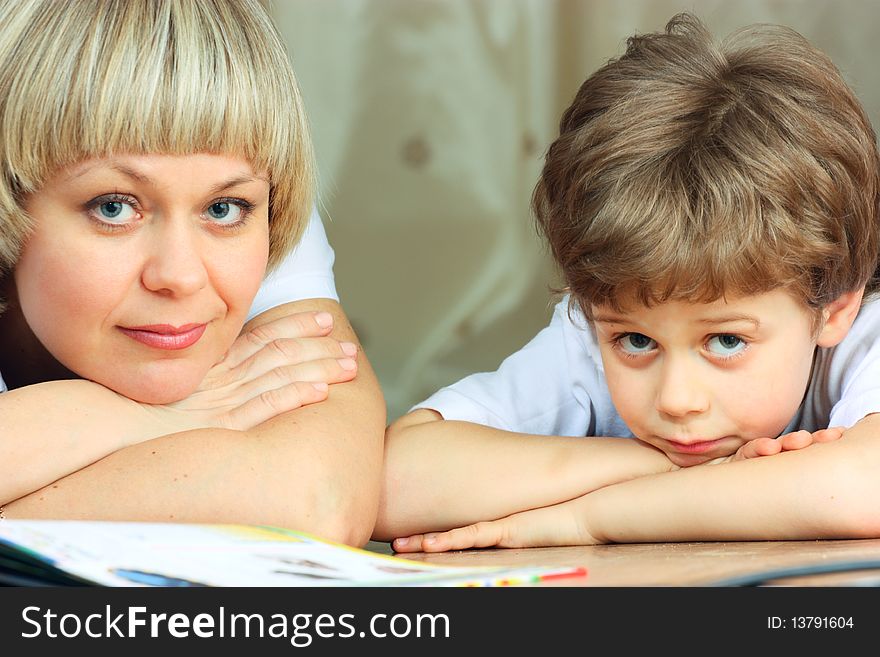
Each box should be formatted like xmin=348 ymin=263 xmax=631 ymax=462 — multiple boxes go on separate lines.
xmin=270 ymin=0 xmax=880 ymax=420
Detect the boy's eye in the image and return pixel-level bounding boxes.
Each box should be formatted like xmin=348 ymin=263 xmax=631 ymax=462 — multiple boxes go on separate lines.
xmin=618 ymin=332 xmax=656 ymax=353
xmin=205 ymin=202 xmax=242 ymax=223
xmin=95 ymin=200 xmax=137 ymax=223
xmin=706 ymin=334 xmax=747 ymax=356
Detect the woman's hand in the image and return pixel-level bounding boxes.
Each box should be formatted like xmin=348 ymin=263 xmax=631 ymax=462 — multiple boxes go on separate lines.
xmin=146 ymin=311 xmax=358 ymax=432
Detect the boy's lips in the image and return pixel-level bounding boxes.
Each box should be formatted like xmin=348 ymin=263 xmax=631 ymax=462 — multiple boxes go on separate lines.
xmin=117 ymin=323 xmax=207 ymax=350
xmin=663 ymin=437 xmax=729 ymax=454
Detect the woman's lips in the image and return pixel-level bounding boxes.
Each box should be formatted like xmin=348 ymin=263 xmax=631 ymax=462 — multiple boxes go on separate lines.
xmin=118 ymin=324 xmax=207 ymax=350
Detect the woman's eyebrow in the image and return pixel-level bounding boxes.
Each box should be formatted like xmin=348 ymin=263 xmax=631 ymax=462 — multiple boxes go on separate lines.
xmin=63 ymin=163 xmax=268 ymax=192
xmin=206 ymin=175 xmax=268 ymax=195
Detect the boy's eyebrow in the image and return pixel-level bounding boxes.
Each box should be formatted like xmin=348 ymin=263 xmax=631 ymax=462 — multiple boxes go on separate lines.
xmin=697 ymin=315 xmax=761 ymax=329
xmin=592 ymin=314 xmax=629 ymax=325
xmin=592 ymin=313 xmax=761 ymax=329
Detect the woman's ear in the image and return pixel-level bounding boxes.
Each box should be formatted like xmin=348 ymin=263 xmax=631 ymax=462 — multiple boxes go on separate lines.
xmin=816 ymin=287 xmax=865 ymax=348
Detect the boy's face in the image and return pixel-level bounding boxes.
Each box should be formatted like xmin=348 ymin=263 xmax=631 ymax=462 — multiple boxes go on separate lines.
xmin=592 ymin=289 xmax=819 ymax=467
xmin=14 ymin=153 xmax=270 ymax=404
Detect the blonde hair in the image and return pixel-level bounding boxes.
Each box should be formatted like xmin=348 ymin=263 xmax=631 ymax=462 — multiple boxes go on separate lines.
xmin=534 ymin=13 xmax=880 ymax=323
xmin=0 ymin=0 xmax=314 ymax=280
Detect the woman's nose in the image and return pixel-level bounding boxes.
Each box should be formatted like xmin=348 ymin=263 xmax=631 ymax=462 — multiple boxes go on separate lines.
xmin=140 ymin=220 xmax=209 ymax=297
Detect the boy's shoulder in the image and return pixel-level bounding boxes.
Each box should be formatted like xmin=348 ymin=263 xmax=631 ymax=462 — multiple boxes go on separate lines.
xmin=819 ymin=295 xmax=880 ymax=382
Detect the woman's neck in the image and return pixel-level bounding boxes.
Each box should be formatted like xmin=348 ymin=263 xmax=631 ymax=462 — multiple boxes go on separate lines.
xmin=0 ymin=275 xmax=78 ymax=389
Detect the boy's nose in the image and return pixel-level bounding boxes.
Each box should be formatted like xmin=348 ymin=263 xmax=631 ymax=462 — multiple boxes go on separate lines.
xmin=140 ymin=221 xmax=209 ymax=297
xmin=654 ymin=358 xmax=709 ymax=418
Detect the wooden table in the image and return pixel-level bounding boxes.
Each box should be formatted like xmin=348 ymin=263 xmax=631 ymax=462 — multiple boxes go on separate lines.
xmin=368 ymin=539 xmax=880 ymax=586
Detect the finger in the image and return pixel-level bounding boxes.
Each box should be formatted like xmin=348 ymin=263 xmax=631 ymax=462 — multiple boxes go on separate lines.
xmin=779 ymin=430 xmax=812 ymax=451
xmin=220 ymin=381 xmax=329 ymax=430
xmin=410 ymin=523 xmax=503 ymax=553
xmin=223 ymin=359 xmax=355 ymax=409
xmin=223 ymin=311 xmax=335 ymax=369
xmin=232 ymin=338 xmax=357 ymax=382
xmin=237 ymin=359 xmax=357 ymax=401
xmin=391 ymin=534 xmax=428 ymax=554
xmin=811 ymin=427 xmax=845 ymax=443
xmin=740 ymin=438 xmax=781 ymax=459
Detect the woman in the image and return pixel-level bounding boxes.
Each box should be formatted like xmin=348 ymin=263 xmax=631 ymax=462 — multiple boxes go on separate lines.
xmin=0 ymin=0 xmax=385 ymax=546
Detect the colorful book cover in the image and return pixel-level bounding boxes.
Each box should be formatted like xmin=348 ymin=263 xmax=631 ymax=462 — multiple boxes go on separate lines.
xmin=0 ymin=520 xmax=586 ymax=587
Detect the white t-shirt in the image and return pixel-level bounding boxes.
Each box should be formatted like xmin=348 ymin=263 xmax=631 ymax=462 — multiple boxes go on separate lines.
xmin=413 ymin=294 xmax=880 ymax=437
xmin=0 ymin=206 xmax=338 ymax=394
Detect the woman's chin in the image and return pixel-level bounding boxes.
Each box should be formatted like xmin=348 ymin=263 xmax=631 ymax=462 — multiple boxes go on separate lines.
xmin=122 ymin=385 xmax=200 ymax=405
xmin=92 ymin=369 xmax=205 ymax=405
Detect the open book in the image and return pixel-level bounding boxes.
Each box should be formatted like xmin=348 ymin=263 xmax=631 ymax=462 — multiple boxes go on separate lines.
xmin=0 ymin=520 xmax=586 ymax=587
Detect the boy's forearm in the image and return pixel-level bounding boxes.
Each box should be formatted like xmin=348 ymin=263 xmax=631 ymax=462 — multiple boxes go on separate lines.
xmin=373 ymin=414 xmax=675 ymax=540
xmin=582 ymin=416 xmax=880 ymax=543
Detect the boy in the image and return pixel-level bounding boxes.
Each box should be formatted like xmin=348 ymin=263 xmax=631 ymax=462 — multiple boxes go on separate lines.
xmin=374 ymin=13 xmax=880 ymax=550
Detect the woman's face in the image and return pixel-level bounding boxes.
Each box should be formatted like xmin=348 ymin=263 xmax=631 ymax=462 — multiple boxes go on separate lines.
xmin=14 ymin=153 xmax=270 ymax=403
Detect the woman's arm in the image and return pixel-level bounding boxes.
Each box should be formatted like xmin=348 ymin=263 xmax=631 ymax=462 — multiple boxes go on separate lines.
xmin=4 ymin=298 xmax=386 ymax=547
xmin=372 ymin=408 xmax=676 ymax=541
xmin=0 ymin=308 xmax=349 ymax=506
xmin=0 ymin=379 xmax=179 ymax=505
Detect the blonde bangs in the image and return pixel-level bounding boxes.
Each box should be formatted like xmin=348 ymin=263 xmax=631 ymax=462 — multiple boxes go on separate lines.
xmin=0 ymin=0 xmax=314 ymax=272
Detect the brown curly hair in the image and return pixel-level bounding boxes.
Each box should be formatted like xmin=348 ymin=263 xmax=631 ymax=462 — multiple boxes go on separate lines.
xmin=534 ymin=13 xmax=880 ymax=326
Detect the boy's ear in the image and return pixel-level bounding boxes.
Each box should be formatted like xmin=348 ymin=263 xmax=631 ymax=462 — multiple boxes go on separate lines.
xmin=816 ymin=287 xmax=865 ymax=348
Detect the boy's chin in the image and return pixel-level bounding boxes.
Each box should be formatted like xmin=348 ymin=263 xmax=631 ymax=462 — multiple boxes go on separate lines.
xmin=663 ymin=451 xmax=725 ymax=468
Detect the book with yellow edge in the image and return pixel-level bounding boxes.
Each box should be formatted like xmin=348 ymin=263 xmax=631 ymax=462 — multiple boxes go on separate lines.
xmin=0 ymin=520 xmax=586 ymax=587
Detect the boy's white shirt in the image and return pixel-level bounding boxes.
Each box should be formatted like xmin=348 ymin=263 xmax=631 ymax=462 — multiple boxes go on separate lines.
xmin=413 ymin=294 xmax=880 ymax=437
xmin=0 ymin=206 xmax=338 ymax=395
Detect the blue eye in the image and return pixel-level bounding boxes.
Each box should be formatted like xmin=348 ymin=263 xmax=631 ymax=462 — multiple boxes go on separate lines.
xmin=206 ymin=202 xmax=242 ymax=223
xmin=86 ymin=196 xmax=138 ymax=228
xmin=618 ymin=333 xmax=656 ymax=353
xmin=95 ymin=200 xmax=136 ymax=223
xmin=706 ymin=334 xmax=747 ymax=357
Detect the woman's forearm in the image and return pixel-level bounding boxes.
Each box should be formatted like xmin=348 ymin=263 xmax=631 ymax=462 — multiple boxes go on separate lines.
xmin=0 ymin=379 xmax=175 ymax=504
xmin=373 ymin=412 xmax=675 ymax=540
xmin=4 ymin=299 xmax=387 ymax=547
xmin=5 ymin=396 xmax=381 ymax=542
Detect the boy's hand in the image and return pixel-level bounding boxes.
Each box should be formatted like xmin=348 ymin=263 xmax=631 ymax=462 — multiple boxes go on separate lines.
xmin=391 ymin=501 xmax=600 ymax=553
xmin=149 ymin=311 xmax=358 ymax=432
xmin=711 ymin=427 xmax=844 ymax=464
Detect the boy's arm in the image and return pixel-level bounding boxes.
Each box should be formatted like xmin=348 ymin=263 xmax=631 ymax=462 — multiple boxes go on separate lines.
xmin=372 ymin=409 xmax=676 ymax=541
xmin=4 ymin=299 xmax=386 ymax=547
xmin=584 ymin=413 xmax=880 ymax=543
xmin=394 ymin=414 xmax=880 ymax=552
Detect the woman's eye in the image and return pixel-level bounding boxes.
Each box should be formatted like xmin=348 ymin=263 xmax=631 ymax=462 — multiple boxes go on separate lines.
xmin=205 ymin=202 xmax=242 ymax=223
xmin=618 ymin=333 xmax=656 ymax=353
xmin=706 ymin=334 xmax=747 ymax=356
xmin=94 ymin=200 xmax=137 ymax=223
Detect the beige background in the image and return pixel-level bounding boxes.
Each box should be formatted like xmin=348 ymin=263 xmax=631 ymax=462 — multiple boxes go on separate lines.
xmin=268 ymin=0 xmax=880 ymax=421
